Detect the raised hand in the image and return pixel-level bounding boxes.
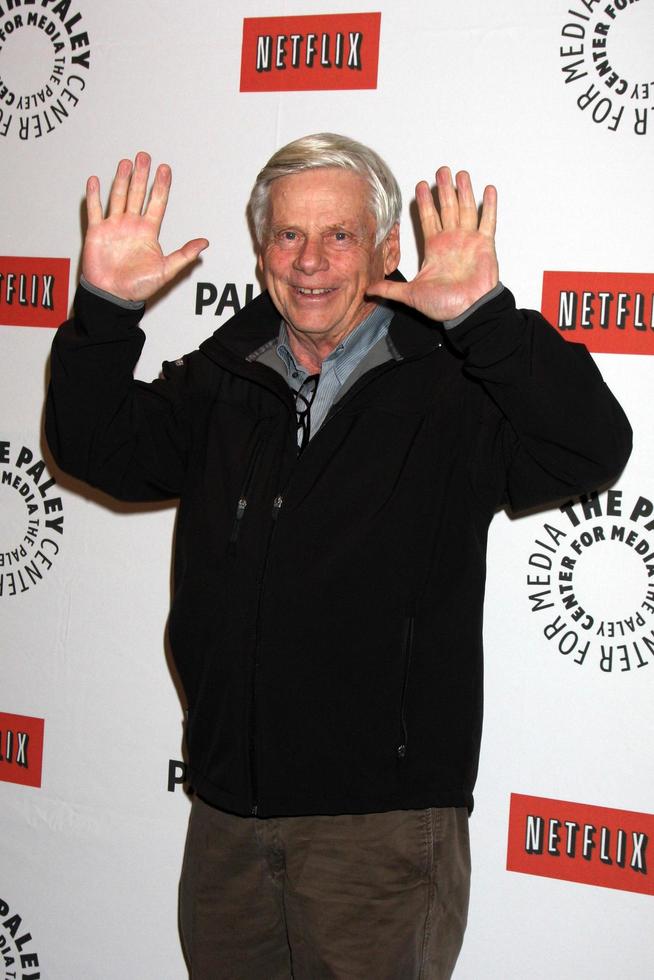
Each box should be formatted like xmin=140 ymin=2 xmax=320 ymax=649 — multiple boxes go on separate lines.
xmin=368 ymin=167 xmax=498 ymax=322
xmin=82 ymin=151 xmax=209 ymax=302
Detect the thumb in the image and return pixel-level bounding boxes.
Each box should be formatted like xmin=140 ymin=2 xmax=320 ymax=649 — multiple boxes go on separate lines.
xmin=366 ymin=278 xmax=408 ymax=303
xmin=163 ymin=238 xmax=209 ymax=281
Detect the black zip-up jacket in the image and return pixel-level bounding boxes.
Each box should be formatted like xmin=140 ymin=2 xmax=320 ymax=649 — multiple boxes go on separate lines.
xmin=46 ymin=284 xmax=631 ymax=817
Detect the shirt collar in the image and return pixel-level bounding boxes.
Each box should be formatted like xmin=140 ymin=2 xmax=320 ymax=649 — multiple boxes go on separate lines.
xmin=276 ymin=303 xmax=394 ymax=384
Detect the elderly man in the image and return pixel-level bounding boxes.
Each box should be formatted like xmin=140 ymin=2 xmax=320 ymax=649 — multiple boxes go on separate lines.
xmin=46 ymin=134 xmax=630 ymax=979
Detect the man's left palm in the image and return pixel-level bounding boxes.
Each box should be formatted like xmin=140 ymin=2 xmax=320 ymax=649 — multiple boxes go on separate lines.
xmin=368 ymin=167 xmax=499 ymax=322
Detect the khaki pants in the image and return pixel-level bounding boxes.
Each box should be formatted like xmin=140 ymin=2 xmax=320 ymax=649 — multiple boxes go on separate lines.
xmin=179 ymin=796 xmax=470 ymax=980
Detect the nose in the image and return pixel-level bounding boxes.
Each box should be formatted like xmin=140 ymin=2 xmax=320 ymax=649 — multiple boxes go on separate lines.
xmin=293 ymin=235 xmax=328 ymax=275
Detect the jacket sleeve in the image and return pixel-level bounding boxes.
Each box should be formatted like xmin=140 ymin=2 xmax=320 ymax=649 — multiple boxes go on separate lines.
xmin=46 ymin=285 xmax=190 ymax=502
xmin=445 ymin=287 xmax=633 ymax=512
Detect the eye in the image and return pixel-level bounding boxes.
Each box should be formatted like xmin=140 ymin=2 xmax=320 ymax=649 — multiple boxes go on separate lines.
xmin=273 ymin=230 xmax=302 ymax=249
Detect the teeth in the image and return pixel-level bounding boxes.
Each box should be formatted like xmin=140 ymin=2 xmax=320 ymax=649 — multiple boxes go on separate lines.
xmin=296 ymin=287 xmax=333 ymax=294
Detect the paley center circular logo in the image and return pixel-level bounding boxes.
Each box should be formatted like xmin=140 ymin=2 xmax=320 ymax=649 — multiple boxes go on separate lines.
xmin=526 ymin=488 xmax=654 ymax=674
xmin=0 ymin=0 xmax=91 ymax=142
xmin=559 ymin=0 xmax=652 ymax=136
xmin=1 ymin=437 xmax=64 ymax=598
xmin=0 ymin=895 xmax=40 ymax=978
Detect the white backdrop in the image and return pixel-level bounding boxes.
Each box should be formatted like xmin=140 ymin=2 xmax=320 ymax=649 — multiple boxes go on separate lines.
xmin=1 ymin=1 xmax=653 ymax=977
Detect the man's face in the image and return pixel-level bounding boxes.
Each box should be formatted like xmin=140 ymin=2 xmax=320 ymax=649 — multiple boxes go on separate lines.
xmin=258 ymin=168 xmax=400 ymax=349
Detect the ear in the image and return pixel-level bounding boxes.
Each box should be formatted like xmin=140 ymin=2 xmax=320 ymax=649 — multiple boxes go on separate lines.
xmin=382 ymin=224 xmax=400 ymax=276
xmin=257 ymin=252 xmax=264 ymax=274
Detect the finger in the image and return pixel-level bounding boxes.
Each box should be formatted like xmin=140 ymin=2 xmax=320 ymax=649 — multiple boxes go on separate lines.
xmin=415 ymin=180 xmax=442 ymax=239
xmin=85 ymin=175 xmax=103 ymax=226
xmin=479 ymin=184 xmax=497 ymax=238
xmin=455 ymin=171 xmax=479 ymax=231
xmin=435 ymin=166 xmax=459 ymax=231
xmin=162 ymin=238 xmax=209 ymax=282
xmin=107 ymin=158 xmax=133 ymax=216
xmin=126 ymin=151 xmax=152 ymax=215
xmin=144 ymin=163 xmax=172 ymax=235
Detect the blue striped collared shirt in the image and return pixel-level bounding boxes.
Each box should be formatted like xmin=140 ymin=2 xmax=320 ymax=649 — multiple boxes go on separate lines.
xmin=275 ymin=304 xmax=394 ymax=441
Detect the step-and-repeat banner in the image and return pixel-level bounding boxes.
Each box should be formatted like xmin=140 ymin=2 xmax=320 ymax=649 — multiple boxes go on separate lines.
xmin=1 ymin=1 xmax=652 ymax=976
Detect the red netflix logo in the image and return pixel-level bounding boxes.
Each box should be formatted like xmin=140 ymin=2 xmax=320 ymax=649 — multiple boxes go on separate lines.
xmin=507 ymin=793 xmax=653 ymax=896
xmin=0 ymin=712 xmax=44 ymax=788
xmin=542 ymin=271 xmax=654 ymax=355
xmin=240 ymin=12 xmax=381 ymax=92
xmin=0 ymin=256 xmax=70 ymax=329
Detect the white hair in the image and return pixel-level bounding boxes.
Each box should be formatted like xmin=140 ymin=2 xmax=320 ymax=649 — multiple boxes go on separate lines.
xmin=248 ymin=132 xmax=402 ymax=246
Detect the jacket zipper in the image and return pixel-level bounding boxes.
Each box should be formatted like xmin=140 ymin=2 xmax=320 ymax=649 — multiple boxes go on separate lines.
xmin=397 ymin=615 xmax=415 ymax=760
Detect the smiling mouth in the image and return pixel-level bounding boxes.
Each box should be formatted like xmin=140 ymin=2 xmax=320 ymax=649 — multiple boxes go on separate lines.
xmin=294 ymin=286 xmax=336 ymax=295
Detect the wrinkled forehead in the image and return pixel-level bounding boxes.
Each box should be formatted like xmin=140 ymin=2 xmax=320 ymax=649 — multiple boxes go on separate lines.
xmin=267 ymin=168 xmax=376 ymax=231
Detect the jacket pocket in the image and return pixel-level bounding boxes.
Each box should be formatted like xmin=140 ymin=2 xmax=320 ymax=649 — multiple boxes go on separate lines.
xmin=396 ymin=615 xmax=415 ymax=760
xmin=228 ymin=428 xmax=266 ymax=550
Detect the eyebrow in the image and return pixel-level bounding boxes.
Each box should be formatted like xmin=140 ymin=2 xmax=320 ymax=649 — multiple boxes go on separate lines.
xmin=270 ymin=221 xmax=366 ymax=236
